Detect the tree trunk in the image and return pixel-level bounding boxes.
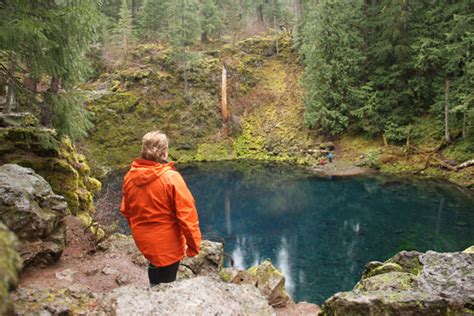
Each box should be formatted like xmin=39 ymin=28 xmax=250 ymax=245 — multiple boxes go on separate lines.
xmin=221 ymin=64 xmax=229 ymax=123
xmin=462 ymin=110 xmax=467 ymax=140
xmin=272 ymin=0 xmax=279 ymax=55
xmin=257 ymin=4 xmax=264 ymax=24
xmin=184 ymin=65 xmax=189 ymax=101
xmin=444 ymin=78 xmax=451 ymax=143
xmin=131 ymin=0 xmax=137 ymax=18
xmin=295 ymin=0 xmax=303 ymax=25
xmin=201 ymin=31 xmax=209 ymax=43
xmin=49 ymin=76 xmax=61 ymax=94
xmin=3 ymin=61 xmax=16 ymax=114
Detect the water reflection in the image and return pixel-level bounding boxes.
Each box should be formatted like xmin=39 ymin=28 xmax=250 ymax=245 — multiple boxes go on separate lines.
xmin=179 ymin=163 xmax=474 ymax=304
xmin=276 ymin=237 xmax=295 ymax=296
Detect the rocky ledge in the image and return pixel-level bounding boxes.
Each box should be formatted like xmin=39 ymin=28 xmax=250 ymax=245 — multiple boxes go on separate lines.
xmin=322 ymin=248 xmax=474 ymax=315
xmin=11 ymin=236 xmax=318 ymax=315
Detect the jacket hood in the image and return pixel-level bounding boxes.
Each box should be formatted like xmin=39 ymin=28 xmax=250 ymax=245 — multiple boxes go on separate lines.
xmin=127 ymin=158 xmax=175 ymax=186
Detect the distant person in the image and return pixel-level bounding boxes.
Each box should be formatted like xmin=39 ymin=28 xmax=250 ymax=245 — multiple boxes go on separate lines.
xmin=328 ymin=152 xmax=334 ymax=163
xmin=120 ymin=131 xmax=201 ymax=286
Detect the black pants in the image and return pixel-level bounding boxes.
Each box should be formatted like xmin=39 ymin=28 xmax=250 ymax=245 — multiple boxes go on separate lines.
xmin=148 ymin=261 xmax=180 ymax=286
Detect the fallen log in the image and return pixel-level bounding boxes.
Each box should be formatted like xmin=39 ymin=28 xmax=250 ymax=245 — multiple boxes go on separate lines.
xmin=455 ymin=159 xmax=474 ymax=171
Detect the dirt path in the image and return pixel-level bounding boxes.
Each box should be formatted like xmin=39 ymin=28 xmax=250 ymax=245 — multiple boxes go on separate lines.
xmin=18 ymin=216 xmax=148 ymax=293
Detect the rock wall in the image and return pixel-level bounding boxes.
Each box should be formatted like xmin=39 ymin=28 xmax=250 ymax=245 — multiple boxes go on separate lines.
xmin=82 ymin=35 xmax=316 ymax=172
xmin=0 ymin=114 xmax=102 ymax=238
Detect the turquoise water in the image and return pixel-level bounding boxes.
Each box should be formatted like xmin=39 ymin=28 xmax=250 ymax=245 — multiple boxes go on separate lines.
xmin=110 ymin=161 xmax=474 ymax=304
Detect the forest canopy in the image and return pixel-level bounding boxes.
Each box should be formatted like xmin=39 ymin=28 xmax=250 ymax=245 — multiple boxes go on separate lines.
xmin=0 ymin=0 xmax=472 ymax=151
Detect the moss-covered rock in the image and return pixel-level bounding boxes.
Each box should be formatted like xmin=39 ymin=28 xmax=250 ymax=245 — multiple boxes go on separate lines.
xmin=0 ymin=127 xmax=101 ymax=218
xmin=0 ymin=223 xmax=22 ymax=316
xmin=464 ymin=245 xmax=474 ymax=254
xmin=82 ymin=35 xmax=316 ymax=172
xmin=321 ymin=249 xmax=474 ymax=315
xmin=246 ymin=259 xmax=290 ymax=308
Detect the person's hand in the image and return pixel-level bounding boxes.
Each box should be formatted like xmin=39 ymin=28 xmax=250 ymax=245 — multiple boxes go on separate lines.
xmin=186 ymin=246 xmax=199 ymax=258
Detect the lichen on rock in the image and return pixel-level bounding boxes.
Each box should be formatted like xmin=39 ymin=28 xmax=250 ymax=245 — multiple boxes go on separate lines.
xmin=0 ymin=164 xmax=67 ymax=266
xmin=322 ymin=249 xmax=474 ymax=315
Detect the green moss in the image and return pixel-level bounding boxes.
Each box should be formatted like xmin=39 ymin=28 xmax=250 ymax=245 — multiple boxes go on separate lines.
xmin=356 ymin=272 xmax=416 ymax=292
xmin=220 ymin=269 xmax=231 ymax=282
xmin=364 ymin=263 xmax=404 ymax=279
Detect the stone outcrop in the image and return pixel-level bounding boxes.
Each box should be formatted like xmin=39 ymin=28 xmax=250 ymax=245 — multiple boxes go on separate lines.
xmin=12 ymin=277 xmax=274 ymax=315
xmin=0 ymin=120 xmax=102 ymax=236
xmin=0 ymin=223 xmax=22 ymax=315
xmin=101 ymin=277 xmax=274 ymax=315
xmin=221 ymin=259 xmax=291 ymax=308
xmin=322 ymin=249 xmax=474 ymax=315
xmin=0 ymin=164 xmax=68 ymax=266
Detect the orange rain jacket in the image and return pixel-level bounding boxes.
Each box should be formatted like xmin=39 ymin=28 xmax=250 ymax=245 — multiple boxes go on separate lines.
xmin=120 ymin=158 xmax=202 ymax=267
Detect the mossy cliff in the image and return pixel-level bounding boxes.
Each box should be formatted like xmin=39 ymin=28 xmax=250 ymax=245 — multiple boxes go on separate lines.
xmin=83 ymin=35 xmax=319 ymax=172
xmin=0 ymin=114 xmax=102 ymax=236
xmin=83 ymin=36 xmax=473 ymax=188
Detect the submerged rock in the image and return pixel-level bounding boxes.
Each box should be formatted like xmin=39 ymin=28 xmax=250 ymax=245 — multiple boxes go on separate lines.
xmin=322 ymin=249 xmax=474 ymax=315
xmin=0 ymin=223 xmax=22 ymax=315
xmin=101 ymin=276 xmax=274 ymax=316
xmin=0 ymin=164 xmax=68 ymax=266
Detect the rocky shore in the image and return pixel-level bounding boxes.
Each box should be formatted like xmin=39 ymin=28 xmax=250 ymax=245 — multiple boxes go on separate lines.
xmin=0 ymin=164 xmax=472 ymax=315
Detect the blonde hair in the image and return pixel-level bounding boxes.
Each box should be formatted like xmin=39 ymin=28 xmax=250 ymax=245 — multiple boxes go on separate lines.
xmin=141 ymin=131 xmax=169 ymax=162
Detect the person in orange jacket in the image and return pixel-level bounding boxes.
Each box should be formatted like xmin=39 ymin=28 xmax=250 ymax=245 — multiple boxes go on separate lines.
xmin=120 ymin=131 xmax=202 ymax=286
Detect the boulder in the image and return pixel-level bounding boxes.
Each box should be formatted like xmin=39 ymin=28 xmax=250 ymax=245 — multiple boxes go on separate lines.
xmin=322 ymin=250 xmax=474 ymax=315
xmin=247 ymin=260 xmax=291 ymax=308
xmin=222 ymin=260 xmax=291 ymax=308
xmin=179 ymin=240 xmax=224 ymax=278
xmin=101 ymin=276 xmax=274 ymax=315
xmin=0 ymin=164 xmax=68 ymax=266
xmin=0 ymin=223 xmax=22 ymax=315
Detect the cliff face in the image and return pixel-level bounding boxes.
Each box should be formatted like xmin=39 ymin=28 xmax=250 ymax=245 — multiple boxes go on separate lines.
xmin=82 ymin=35 xmax=319 ymax=174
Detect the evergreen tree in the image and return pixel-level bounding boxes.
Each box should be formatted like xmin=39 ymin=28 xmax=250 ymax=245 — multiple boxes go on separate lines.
xmin=138 ymin=0 xmax=172 ymax=40
xmin=301 ymin=0 xmax=365 ymax=135
xmin=167 ymin=0 xmax=202 ymax=99
xmin=200 ymin=0 xmax=224 ymax=42
xmin=0 ymin=0 xmax=100 ymax=140
xmin=113 ymin=0 xmax=134 ymax=63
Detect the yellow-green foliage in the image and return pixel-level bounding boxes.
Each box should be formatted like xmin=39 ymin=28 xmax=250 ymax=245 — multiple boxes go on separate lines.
xmin=83 ymin=35 xmax=472 ymax=187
